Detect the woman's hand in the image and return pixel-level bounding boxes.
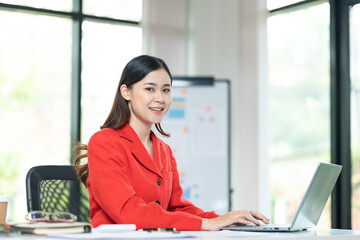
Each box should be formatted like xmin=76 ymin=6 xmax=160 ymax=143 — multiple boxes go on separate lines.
xmin=201 ymin=210 xmax=269 ymax=231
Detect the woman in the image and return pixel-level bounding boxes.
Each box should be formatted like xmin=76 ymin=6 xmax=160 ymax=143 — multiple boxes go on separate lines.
xmin=74 ymin=55 xmax=269 ymax=231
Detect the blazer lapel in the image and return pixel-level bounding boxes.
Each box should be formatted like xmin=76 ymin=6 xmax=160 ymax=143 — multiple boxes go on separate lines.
xmin=117 ymin=124 xmax=162 ymax=178
xmin=131 ymin=138 xmax=162 ymax=178
xmin=151 ymin=132 xmax=164 ymax=174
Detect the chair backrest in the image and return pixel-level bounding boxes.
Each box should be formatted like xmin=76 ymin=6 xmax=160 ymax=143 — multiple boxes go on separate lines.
xmin=26 ymin=165 xmax=90 ymax=222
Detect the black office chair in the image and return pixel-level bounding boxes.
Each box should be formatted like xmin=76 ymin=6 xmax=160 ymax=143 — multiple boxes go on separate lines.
xmin=26 ymin=165 xmax=90 ymax=222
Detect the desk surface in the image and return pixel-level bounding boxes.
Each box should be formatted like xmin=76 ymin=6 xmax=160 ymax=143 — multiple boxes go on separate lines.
xmin=1 ymin=228 xmax=360 ymax=240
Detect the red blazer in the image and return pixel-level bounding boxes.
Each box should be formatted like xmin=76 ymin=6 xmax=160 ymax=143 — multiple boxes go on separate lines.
xmin=87 ymin=124 xmax=219 ymax=230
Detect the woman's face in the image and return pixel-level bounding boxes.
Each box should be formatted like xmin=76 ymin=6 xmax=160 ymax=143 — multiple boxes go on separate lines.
xmin=121 ymin=69 xmax=172 ymax=128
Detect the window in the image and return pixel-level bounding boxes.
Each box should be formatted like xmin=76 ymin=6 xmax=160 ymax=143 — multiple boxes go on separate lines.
xmin=0 ymin=10 xmax=72 ymax=222
xmin=83 ymin=0 xmax=141 ymax=21
xmin=0 ymin=0 xmax=72 ymax=11
xmin=350 ymin=3 xmax=360 ymax=230
xmin=267 ymin=0 xmax=305 ymax=11
xmin=267 ymin=2 xmax=330 ymax=227
xmin=0 ymin=1 xmax=142 ymax=222
xmin=81 ymin=21 xmax=142 ymax=143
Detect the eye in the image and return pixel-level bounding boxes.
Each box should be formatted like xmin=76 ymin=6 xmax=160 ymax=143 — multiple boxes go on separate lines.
xmin=163 ymin=88 xmax=171 ymax=93
xmin=145 ymin=87 xmax=154 ymax=92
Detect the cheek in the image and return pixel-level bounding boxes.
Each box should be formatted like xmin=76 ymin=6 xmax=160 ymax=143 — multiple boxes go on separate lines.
xmin=166 ymin=95 xmax=172 ymax=105
xmin=133 ymin=92 xmax=150 ymax=104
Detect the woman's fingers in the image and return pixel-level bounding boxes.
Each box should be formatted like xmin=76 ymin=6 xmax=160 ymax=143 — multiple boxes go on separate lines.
xmin=231 ymin=210 xmax=269 ymax=226
xmin=249 ymin=210 xmax=270 ymax=224
xmin=242 ymin=211 xmax=262 ymax=226
xmin=201 ymin=210 xmax=270 ymax=231
xmin=237 ymin=217 xmax=256 ymax=226
xmin=228 ymin=210 xmax=261 ymax=226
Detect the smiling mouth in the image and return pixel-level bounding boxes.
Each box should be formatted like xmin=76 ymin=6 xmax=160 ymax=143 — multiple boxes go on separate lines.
xmin=149 ymin=107 xmax=164 ymax=112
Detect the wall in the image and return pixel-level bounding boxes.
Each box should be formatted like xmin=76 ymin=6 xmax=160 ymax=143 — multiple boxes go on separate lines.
xmin=143 ymin=0 xmax=270 ymax=215
xmin=142 ymin=0 xmax=188 ymax=75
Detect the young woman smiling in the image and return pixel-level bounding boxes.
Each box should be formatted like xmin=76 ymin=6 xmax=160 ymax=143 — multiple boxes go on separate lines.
xmin=74 ymin=55 xmax=269 ymax=231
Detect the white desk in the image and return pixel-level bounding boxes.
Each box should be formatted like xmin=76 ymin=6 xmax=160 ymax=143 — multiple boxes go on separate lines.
xmin=1 ymin=228 xmax=360 ymax=240
xmin=183 ymin=229 xmax=360 ymax=239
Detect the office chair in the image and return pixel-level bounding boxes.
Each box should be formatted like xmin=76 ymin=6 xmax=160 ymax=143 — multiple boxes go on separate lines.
xmin=26 ymin=165 xmax=90 ymax=222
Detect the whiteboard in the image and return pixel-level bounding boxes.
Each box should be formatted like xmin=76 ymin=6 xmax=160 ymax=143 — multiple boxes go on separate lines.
xmin=159 ymin=78 xmax=230 ymax=214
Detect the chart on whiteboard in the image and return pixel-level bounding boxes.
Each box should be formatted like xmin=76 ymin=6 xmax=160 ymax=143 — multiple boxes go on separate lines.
xmin=158 ymin=80 xmax=230 ymax=214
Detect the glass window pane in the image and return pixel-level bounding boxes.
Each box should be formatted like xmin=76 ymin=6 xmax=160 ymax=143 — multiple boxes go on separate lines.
xmin=0 ymin=11 xmax=72 ymax=221
xmin=267 ymin=3 xmax=330 ymax=227
xmin=83 ymin=0 xmax=142 ymax=21
xmin=81 ymin=21 xmax=142 ymax=143
xmin=0 ymin=0 xmax=72 ymax=12
xmin=350 ymin=3 xmax=360 ymax=230
xmin=267 ymin=0 xmax=304 ymax=11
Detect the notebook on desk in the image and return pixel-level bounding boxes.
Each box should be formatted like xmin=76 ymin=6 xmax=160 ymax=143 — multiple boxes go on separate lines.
xmin=222 ymin=162 xmax=342 ymax=232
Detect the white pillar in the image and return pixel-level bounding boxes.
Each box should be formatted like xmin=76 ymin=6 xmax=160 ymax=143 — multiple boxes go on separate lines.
xmin=142 ymin=0 xmax=188 ymax=75
xmin=187 ymin=0 xmax=269 ymax=215
xmin=236 ymin=0 xmax=269 ymax=215
xmin=143 ymin=0 xmax=270 ymax=216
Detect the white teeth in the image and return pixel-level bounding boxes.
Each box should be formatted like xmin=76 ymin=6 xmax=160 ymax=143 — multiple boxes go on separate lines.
xmin=150 ymin=107 xmax=163 ymax=111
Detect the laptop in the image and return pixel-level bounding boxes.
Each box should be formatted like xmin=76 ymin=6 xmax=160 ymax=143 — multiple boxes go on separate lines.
xmin=222 ymin=162 xmax=342 ymax=232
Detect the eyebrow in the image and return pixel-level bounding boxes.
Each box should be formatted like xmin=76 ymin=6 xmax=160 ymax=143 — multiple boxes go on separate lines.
xmin=143 ymin=82 xmax=171 ymax=87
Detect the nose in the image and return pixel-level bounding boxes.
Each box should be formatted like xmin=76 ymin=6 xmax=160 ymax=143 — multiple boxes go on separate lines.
xmin=154 ymin=90 xmax=165 ymax=103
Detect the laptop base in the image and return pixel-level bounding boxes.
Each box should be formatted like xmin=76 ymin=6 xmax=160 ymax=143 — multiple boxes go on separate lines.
xmin=221 ymin=224 xmax=306 ymax=232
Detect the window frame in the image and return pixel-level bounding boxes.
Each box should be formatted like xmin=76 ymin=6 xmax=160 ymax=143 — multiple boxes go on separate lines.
xmin=0 ymin=0 xmax=141 ymax=221
xmin=268 ymin=0 xmax=360 ymax=229
xmin=0 ymin=0 xmax=141 ymax=162
xmin=330 ymin=0 xmax=360 ymax=230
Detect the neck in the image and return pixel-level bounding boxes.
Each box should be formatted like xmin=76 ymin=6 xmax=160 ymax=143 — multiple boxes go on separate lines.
xmin=128 ymin=119 xmax=152 ymax=145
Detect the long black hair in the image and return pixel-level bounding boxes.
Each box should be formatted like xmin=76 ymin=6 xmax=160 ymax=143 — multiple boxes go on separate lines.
xmin=74 ymin=55 xmax=172 ymax=186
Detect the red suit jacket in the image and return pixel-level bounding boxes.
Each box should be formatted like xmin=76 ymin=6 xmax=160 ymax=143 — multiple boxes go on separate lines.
xmin=87 ymin=124 xmax=219 ymax=230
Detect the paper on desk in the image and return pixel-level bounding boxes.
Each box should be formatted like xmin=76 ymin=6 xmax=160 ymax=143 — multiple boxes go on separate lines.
xmin=185 ymin=230 xmax=268 ymax=237
xmin=47 ymin=230 xmax=268 ymax=239
xmin=47 ymin=231 xmax=193 ymax=239
xmin=92 ymin=224 xmax=136 ymax=233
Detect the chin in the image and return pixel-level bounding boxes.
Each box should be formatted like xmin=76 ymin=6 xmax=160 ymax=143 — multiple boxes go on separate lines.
xmin=151 ymin=118 xmax=164 ymax=125
xmin=148 ymin=114 xmax=166 ymax=125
